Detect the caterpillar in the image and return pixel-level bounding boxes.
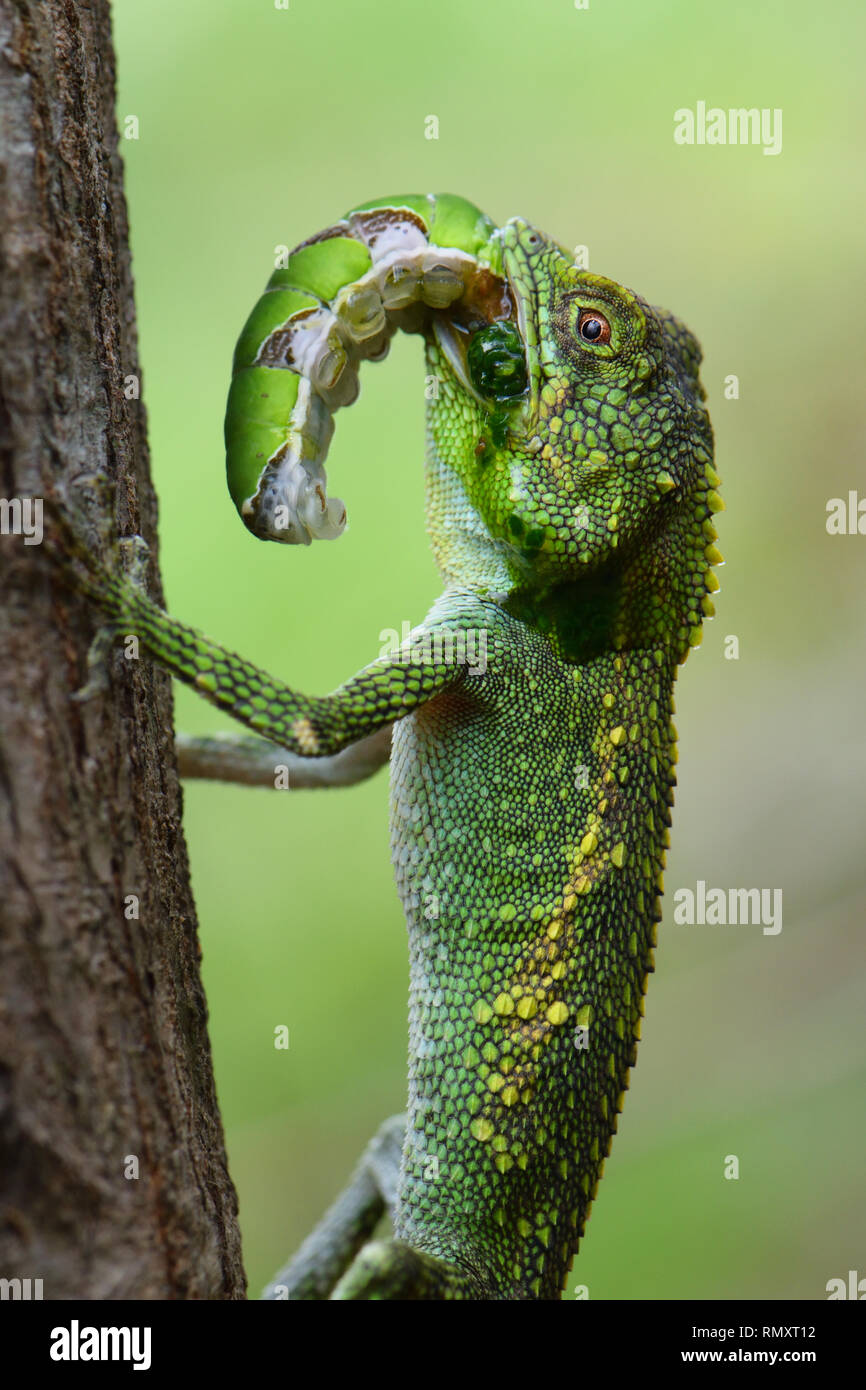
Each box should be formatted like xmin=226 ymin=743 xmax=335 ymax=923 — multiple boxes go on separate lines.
xmin=224 ymin=194 xmax=530 ymax=545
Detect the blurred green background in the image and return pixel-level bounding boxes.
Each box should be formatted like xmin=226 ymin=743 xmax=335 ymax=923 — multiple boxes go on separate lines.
xmin=111 ymin=0 xmax=865 ymax=1299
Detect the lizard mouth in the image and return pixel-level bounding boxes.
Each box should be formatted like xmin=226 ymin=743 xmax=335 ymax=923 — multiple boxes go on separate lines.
xmin=499 ymin=220 xmax=541 ymax=433
xmin=429 ymin=229 xmax=535 ymax=440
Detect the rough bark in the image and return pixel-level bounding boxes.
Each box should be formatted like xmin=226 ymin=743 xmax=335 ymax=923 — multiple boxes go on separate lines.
xmin=0 ymin=0 xmax=246 ymax=1298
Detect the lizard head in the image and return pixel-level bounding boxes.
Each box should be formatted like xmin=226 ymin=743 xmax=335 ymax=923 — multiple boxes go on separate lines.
xmin=425 ymin=216 xmax=721 ymax=656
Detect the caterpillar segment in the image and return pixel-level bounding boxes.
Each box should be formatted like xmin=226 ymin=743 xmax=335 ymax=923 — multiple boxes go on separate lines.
xmin=225 ymin=194 xmax=519 ymax=545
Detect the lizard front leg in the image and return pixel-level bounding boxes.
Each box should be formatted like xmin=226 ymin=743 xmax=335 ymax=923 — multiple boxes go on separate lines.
xmin=52 ymin=502 xmax=395 ymax=789
xmin=57 ymin=529 xmax=467 ymax=758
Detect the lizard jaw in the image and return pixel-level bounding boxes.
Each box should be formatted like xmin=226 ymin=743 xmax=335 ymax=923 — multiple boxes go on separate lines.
xmin=500 ymin=218 xmax=543 ymax=431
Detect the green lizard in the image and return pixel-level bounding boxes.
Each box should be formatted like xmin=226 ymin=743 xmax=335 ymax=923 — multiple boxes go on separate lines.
xmin=58 ymin=194 xmax=720 ymax=1300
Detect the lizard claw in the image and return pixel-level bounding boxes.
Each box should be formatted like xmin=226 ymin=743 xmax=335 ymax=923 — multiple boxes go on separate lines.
xmin=42 ymin=487 xmax=150 ymax=702
xmin=118 ymin=534 xmax=150 ymax=589
xmin=71 ymin=626 xmax=115 ymax=702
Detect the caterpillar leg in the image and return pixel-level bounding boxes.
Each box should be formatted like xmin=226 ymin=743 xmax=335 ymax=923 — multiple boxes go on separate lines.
xmin=175 ymin=725 xmax=391 ymax=789
xmin=262 ymin=1114 xmax=405 ymax=1301
xmin=331 ymin=1240 xmax=491 ymax=1301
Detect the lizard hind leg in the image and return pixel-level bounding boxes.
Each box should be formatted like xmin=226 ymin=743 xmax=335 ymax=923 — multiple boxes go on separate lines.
xmin=262 ymin=1114 xmax=405 ymax=1301
xmin=175 ymin=724 xmax=392 ymax=789
xmin=331 ymin=1240 xmax=490 ymax=1301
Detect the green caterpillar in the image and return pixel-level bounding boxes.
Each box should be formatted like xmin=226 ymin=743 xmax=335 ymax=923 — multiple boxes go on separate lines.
xmin=225 ymin=194 xmax=529 ymax=544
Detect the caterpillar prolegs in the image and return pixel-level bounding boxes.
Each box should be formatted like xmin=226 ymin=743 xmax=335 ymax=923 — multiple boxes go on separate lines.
xmin=225 ymin=194 xmax=529 ymax=545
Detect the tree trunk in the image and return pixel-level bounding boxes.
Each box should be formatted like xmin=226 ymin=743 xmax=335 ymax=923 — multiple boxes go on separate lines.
xmin=0 ymin=0 xmax=245 ymax=1298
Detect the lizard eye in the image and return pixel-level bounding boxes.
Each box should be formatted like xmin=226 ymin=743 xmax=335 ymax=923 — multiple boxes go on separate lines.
xmin=576 ymin=309 xmax=611 ymax=345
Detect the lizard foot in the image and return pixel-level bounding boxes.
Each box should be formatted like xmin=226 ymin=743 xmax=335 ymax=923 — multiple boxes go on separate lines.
xmin=330 ymin=1239 xmax=489 ymax=1301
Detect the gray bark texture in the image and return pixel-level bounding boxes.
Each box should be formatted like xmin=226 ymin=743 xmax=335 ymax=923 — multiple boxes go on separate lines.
xmin=0 ymin=0 xmax=246 ymax=1297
